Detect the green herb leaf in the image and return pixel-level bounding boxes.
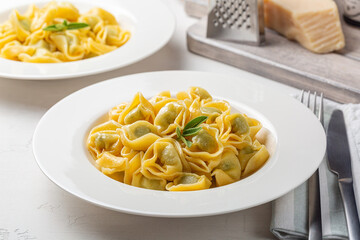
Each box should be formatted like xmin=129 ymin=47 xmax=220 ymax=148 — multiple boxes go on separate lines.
xmin=43 ymin=23 xmax=66 ymax=32
xmin=66 ymin=22 xmax=90 ymax=30
xmin=184 ymin=116 xmax=208 ymax=131
xmin=181 ymin=136 xmax=192 ymax=148
xmin=182 ymin=126 xmax=202 ymax=137
xmin=43 ymin=20 xmax=89 ymax=32
xmin=176 ymin=127 xmax=182 ymax=139
xmin=176 ymin=116 xmax=207 ymax=147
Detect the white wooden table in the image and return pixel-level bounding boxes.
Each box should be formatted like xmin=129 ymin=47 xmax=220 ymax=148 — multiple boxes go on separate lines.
xmin=0 ymin=1 xmax=297 ymax=239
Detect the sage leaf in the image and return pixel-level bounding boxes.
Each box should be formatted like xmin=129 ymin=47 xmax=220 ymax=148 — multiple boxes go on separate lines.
xmin=43 ymin=20 xmax=89 ymax=32
xmin=176 ymin=116 xmax=207 ymax=147
xmin=184 ymin=116 xmax=208 ymax=131
xmin=43 ymin=24 xmax=66 ymax=31
xmin=182 ymin=127 xmax=202 ymax=137
xmin=66 ymin=22 xmax=90 ymax=30
xmin=181 ymin=136 xmax=192 ymax=148
xmin=176 ymin=127 xmax=182 ymax=139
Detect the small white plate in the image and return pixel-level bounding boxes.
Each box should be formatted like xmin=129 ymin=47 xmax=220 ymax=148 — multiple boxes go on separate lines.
xmin=33 ymin=71 xmax=326 ymax=217
xmin=0 ymin=0 xmax=174 ymax=80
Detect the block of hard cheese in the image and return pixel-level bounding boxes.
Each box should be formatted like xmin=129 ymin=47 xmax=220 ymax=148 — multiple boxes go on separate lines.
xmin=264 ymin=0 xmax=345 ymax=53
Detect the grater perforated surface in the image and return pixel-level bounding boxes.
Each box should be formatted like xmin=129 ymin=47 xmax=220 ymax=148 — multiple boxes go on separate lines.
xmin=206 ymin=0 xmax=265 ymax=45
xmin=212 ymin=0 xmax=251 ymax=30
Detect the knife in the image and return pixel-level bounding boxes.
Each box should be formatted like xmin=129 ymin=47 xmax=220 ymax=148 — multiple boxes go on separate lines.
xmin=327 ymin=109 xmax=360 ymax=240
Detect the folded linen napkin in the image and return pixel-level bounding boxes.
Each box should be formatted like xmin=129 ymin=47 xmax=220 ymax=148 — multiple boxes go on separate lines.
xmin=270 ymin=99 xmax=360 ymax=240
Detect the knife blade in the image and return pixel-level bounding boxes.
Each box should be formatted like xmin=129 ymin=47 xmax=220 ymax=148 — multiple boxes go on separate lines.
xmin=327 ymin=109 xmax=360 ymax=240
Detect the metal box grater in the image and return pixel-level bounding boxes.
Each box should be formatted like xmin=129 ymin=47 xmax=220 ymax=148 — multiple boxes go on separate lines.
xmin=206 ymin=0 xmax=265 ymax=45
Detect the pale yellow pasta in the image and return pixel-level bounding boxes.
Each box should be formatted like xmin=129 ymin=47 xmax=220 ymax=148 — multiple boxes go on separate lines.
xmin=154 ymin=101 xmax=188 ymax=137
xmin=217 ymin=113 xmax=253 ymax=149
xmin=141 ymin=138 xmax=190 ymax=181
xmin=118 ymin=93 xmax=155 ymax=125
xmin=131 ymin=170 xmax=167 ymax=191
xmin=124 ymin=152 xmax=142 ymax=185
xmin=87 ymin=120 xmax=122 ymax=158
xmin=183 ymin=125 xmax=224 ymax=177
xmin=166 ymin=173 xmax=211 ymax=191
xmin=87 ymin=87 xmax=270 ymax=191
xmin=150 ymin=93 xmax=178 ymax=115
xmin=212 ymin=148 xmax=241 ymax=187
xmin=201 ymin=100 xmax=231 ymax=124
xmin=119 ymin=121 xmax=160 ymax=151
xmin=95 ymin=152 xmax=127 ymax=175
xmin=0 ymin=1 xmax=130 ymax=63
xmin=242 ymin=141 xmax=270 ymax=178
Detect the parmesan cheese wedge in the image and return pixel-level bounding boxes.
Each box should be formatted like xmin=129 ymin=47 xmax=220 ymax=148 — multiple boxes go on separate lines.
xmin=264 ymin=0 xmax=345 ymax=53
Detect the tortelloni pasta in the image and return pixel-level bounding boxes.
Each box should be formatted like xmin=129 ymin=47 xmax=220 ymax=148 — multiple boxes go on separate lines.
xmin=0 ymin=2 xmax=130 ymax=63
xmin=86 ymin=87 xmax=270 ymax=191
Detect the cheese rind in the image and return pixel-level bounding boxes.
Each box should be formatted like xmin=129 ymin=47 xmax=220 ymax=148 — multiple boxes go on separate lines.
xmin=264 ymin=0 xmax=345 ymax=53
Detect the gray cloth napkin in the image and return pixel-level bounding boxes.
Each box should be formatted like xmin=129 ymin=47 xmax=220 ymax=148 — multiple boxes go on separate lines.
xmin=270 ymin=99 xmax=360 ymax=240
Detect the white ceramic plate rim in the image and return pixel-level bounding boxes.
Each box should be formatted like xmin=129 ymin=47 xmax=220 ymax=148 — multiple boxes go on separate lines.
xmin=0 ymin=0 xmax=175 ymax=80
xmin=33 ymin=71 xmax=326 ymax=217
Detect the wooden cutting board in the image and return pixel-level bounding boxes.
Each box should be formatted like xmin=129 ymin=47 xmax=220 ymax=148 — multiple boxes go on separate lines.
xmin=186 ymin=2 xmax=360 ymax=103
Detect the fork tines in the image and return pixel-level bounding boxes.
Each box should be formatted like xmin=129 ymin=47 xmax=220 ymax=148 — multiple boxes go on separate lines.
xmin=300 ymin=90 xmax=324 ymax=126
xmin=300 ymin=90 xmax=324 ymax=240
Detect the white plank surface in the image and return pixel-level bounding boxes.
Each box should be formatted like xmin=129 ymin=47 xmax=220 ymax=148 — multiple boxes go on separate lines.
xmin=0 ymin=1 xmax=298 ymax=239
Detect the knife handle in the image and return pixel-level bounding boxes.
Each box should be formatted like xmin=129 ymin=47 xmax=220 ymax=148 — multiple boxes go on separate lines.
xmin=338 ymin=178 xmax=360 ymax=240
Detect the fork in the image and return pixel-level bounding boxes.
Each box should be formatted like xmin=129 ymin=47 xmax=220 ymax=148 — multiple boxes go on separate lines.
xmin=300 ymin=90 xmax=324 ymax=240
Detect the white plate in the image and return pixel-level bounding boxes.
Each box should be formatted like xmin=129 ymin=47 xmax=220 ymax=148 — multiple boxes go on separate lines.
xmin=0 ymin=0 xmax=174 ymax=80
xmin=33 ymin=71 xmax=326 ymax=217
